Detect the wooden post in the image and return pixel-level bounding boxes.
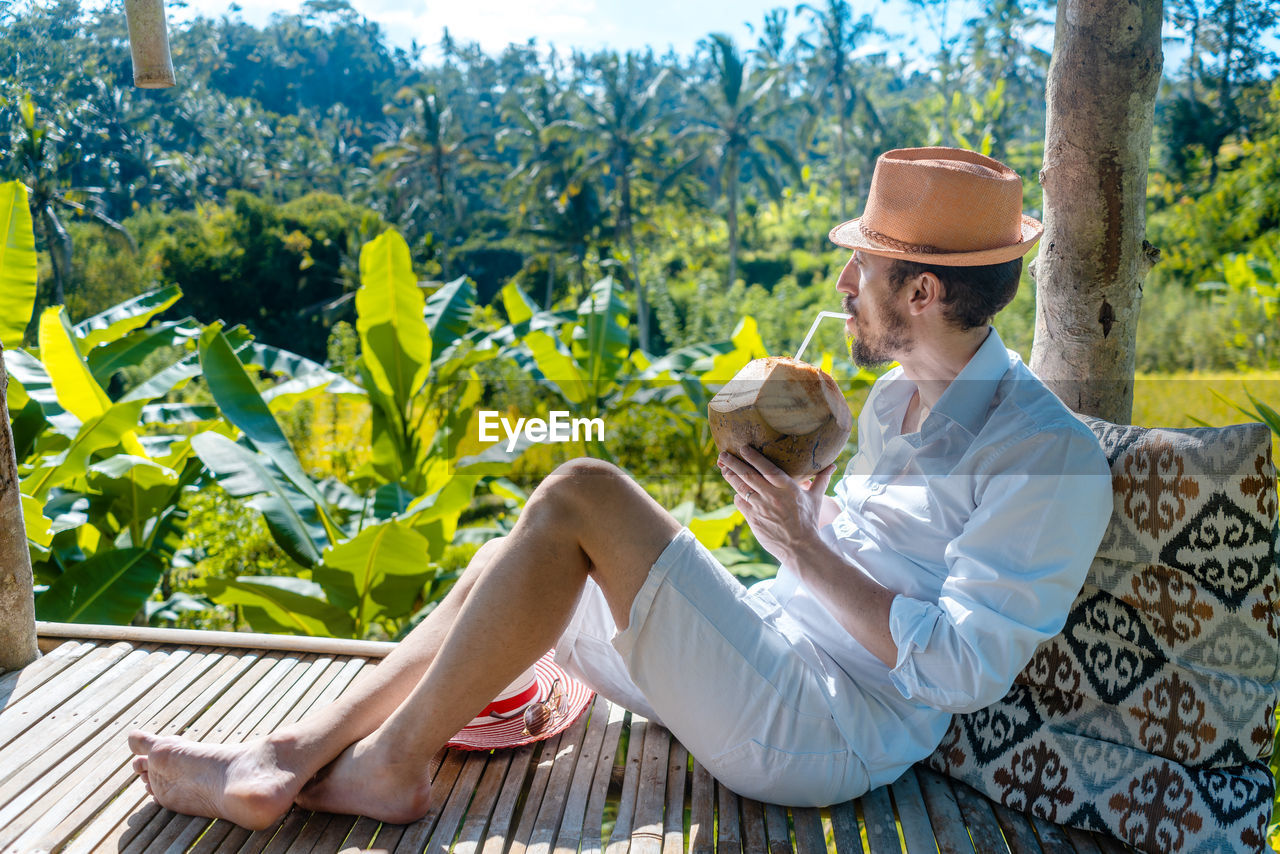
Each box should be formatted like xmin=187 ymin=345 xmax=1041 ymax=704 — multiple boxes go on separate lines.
xmin=0 ymin=345 xmax=37 ymax=672
xmin=1029 ymin=0 xmax=1163 ymax=423
xmin=124 ymin=0 xmax=176 ymax=89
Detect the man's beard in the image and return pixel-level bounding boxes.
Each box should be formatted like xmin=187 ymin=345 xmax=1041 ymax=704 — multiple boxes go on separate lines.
xmin=846 ymin=299 xmax=912 ymax=368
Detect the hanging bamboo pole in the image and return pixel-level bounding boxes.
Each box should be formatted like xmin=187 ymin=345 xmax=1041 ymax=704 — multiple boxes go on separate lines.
xmin=124 ymin=0 xmax=176 ymax=89
xmin=0 ymin=344 xmax=38 ymax=672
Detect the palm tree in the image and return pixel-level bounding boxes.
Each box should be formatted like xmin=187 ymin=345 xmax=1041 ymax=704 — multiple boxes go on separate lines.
xmin=499 ymin=73 xmax=603 ymax=307
xmin=5 ymin=94 xmax=135 ymax=306
xmin=796 ymin=0 xmax=885 ymax=219
xmin=683 ymin=33 xmax=807 ymax=290
xmin=372 ymin=84 xmax=486 ymax=278
xmin=573 ymin=51 xmax=670 ymax=351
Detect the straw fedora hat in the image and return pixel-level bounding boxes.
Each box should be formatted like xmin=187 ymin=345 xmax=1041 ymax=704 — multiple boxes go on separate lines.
xmin=447 ymin=650 xmax=594 ymax=751
xmin=828 ymin=147 xmax=1043 ymax=266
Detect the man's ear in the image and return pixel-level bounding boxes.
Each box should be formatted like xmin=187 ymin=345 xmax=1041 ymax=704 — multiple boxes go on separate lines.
xmin=905 ymin=271 xmax=944 ymax=316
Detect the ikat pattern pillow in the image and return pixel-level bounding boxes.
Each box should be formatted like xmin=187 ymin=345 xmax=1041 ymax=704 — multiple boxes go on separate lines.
xmin=924 ymin=418 xmax=1280 ymax=853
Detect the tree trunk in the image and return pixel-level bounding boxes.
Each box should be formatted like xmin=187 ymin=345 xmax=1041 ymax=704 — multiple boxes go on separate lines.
xmin=0 ymin=344 xmax=38 ymax=672
xmin=1029 ymin=0 xmax=1163 ymax=424
xmin=726 ymin=152 xmax=741 ymax=289
xmin=619 ymin=167 xmax=649 ymax=352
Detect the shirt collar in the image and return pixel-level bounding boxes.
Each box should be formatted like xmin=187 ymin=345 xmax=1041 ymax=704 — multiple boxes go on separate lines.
xmin=869 ymin=326 xmax=1013 ymax=438
xmin=928 ymin=326 xmax=1012 ymax=436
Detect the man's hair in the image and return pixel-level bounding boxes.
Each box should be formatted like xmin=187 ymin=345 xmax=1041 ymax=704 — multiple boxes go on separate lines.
xmin=888 ymin=258 xmax=1023 ymax=330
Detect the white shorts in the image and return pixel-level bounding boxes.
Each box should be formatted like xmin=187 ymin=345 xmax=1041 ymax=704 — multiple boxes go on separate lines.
xmin=554 ymin=528 xmax=871 ymax=806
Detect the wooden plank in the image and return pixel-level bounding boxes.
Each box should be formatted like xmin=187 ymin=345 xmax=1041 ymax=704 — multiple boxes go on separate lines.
xmin=527 ymin=712 xmax=592 ymax=854
xmin=951 ymin=781 xmax=1010 ymax=853
xmin=890 ymin=770 xmax=938 ymax=854
xmin=506 ymin=735 xmax=565 ymax=854
xmin=859 ymin=786 xmax=900 ymax=854
xmin=762 ymin=800 xmax=789 ymax=854
xmin=0 ymin=645 xmax=203 ymax=798
xmin=663 ymin=741 xmax=688 ymax=854
xmin=178 ymin=657 xmax=370 ymax=854
xmin=453 ymin=751 xmax=513 ymax=854
xmin=792 ymin=807 xmax=826 ymax=854
xmin=718 ymin=783 xmax=744 ymax=854
xmin=165 ymin=655 xmax=347 ymax=854
xmin=259 ymin=808 xmax=322 ymax=854
xmin=687 ymin=760 xmax=714 ymax=854
xmin=0 ymin=646 xmax=227 ymax=847
xmin=740 ymin=798 xmax=768 ymax=854
xmin=0 ymin=639 xmax=92 ymax=705
xmin=36 ymin=620 xmax=398 ymax=658
xmin=17 ymin=650 xmax=260 ymax=854
xmin=1026 ymin=814 xmax=1075 ymax=854
xmin=337 ymin=816 xmax=383 ymax=852
xmin=1086 ymin=832 xmax=1130 ymax=854
xmin=292 ymin=812 xmax=340 ymax=852
xmin=187 ymin=819 xmax=244 ymax=854
xmin=580 ymin=699 xmax=627 ymax=854
xmin=129 ymin=654 xmax=329 ymax=854
xmin=477 ymin=743 xmax=538 ymax=854
xmin=67 ymin=652 xmax=305 ymax=854
xmin=0 ymin=641 xmax=138 ymax=748
xmin=553 ymin=695 xmax=614 ymax=854
xmin=631 ymin=724 xmax=671 ymax=854
xmin=0 ymin=645 xmax=184 ymax=793
xmin=392 ymin=748 xmax=466 ymax=853
xmin=991 ymin=802 xmax=1044 ymax=854
xmin=828 ymin=801 xmax=864 ymax=854
xmin=424 ymin=751 xmax=491 ymax=854
xmin=913 ymin=769 xmax=975 ymax=854
xmin=603 ymin=716 xmax=648 ymax=854
xmin=1063 ymin=828 xmax=1103 ymax=854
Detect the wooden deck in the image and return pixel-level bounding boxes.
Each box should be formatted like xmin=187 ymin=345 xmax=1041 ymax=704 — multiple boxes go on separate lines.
xmin=0 ymin=627 xmax=1132 ymax=854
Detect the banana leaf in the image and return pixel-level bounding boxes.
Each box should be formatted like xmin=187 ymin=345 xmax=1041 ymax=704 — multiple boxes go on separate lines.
xmin=0 ymin=181 xmax=38 ymax=349
xmin=314 ymin=519 xmax=436 ymax=631
xmin=74 ymin=285 xmax=182 ymax=350
xmin=189 ymin=431 xmax=327 ymax=567
xmin=425 ymin=276 xmax=476 ymax=361
xmin=87 ymin=318 xmax=201 ymax=387
xmin=21 ymin=397 xmax=148 ymax=498
xmin=199 ymin=576 xmax=353 ymax=637
xmin=85 ymin=455 xmax=182 ymax=525
xmin=572 ymin=277 xmax=630 ymax=397
xmin=198 ymin=326 xmax=341 ymax=546
xmin=35 ymin=547 xmax=165 ymax=624
xmin=38 ymin=307 xmax=114 ymax=421
xmin=356 ymin=230 xmax=432 ymax=418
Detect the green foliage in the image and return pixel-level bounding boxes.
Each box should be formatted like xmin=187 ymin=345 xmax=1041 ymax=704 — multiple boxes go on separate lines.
xmin=153 ymin=192 xmax=381 ymax=359
xmin=0 ymin=181 xmax=38 ymax=347
xmin=9 ymin=290 xmax=212 ymax=626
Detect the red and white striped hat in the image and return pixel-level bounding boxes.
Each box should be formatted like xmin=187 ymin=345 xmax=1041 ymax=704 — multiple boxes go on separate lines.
xmin=447 ymin=650 xmax=594 ymax=751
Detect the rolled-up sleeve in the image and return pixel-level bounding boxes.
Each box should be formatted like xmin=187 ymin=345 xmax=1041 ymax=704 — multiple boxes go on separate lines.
xmin=887 ymin=428 xmax=1112 ymax=713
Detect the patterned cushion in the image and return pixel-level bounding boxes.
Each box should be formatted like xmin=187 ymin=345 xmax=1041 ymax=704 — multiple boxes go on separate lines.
xmin=924 ymin=418 xmax=1280 ymax=853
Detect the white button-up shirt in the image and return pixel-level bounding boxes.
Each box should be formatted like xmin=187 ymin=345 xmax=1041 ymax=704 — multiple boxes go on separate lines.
xmin=759 ymin=327 xmax=1113 ymax=787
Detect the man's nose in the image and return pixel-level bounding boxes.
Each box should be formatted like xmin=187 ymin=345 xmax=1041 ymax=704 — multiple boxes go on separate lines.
xmin=836 ymin=256 xmax=859 ymax=294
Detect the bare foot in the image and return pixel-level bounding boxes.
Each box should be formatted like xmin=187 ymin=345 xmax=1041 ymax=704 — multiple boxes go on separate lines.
xmin=296 ymin=735 xmax=433 ymax=824
xmin=128 ymin=731 xmax=304 ymax=830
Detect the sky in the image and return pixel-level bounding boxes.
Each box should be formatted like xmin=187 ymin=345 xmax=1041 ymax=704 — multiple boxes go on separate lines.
xmin=162 ymin=0 xmax=991 ymax=62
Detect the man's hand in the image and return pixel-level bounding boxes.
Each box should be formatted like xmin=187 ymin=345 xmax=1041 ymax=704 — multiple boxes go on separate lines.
xmin=717 ymin=447 xmax=836 ymax=565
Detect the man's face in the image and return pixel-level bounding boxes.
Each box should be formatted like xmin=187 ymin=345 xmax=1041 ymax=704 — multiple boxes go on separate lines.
xmin=835 ymin=250 xmax=913 ymax=368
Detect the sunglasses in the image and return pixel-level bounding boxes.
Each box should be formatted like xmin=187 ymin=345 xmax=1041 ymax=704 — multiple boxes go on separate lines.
xmin=489 ymin=678 xmax=564 ymax=737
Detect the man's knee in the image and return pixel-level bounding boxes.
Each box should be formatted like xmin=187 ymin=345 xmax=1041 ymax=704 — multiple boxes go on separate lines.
xmin=527 ymin=458 xmax=631 ymax=517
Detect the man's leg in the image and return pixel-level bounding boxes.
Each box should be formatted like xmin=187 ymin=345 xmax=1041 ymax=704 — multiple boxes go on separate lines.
xmin=127 ymin=535 xmax=498 ymax=829
xmin=129 ymin=459 xmax=681 ymax=828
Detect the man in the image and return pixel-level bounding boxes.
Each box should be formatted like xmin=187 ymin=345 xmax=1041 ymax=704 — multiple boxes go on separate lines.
xmin=129 ymin=147 xmax=1112 ymax=827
